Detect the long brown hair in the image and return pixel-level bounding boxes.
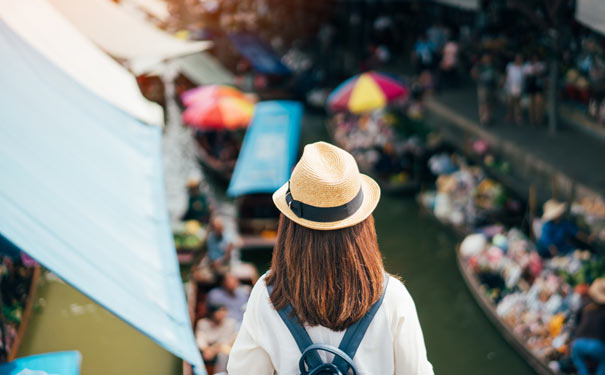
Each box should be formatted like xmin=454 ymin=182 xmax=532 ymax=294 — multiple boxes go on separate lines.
xmin=266 ymin=214 xmax=385 ymax=331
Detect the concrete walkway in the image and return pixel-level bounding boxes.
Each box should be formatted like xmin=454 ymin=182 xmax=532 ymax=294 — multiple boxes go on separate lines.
xmin=424 ymin=86 xmax=605 ymax=202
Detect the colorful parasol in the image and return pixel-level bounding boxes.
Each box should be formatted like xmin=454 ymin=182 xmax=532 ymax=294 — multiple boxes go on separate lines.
xmin=180 ymin=85 xmax=248 ymax=107
xmin=182 ymin=96 xmax=254 ymax=130
xmin=327 ymin=71 xmax=408 ymax=114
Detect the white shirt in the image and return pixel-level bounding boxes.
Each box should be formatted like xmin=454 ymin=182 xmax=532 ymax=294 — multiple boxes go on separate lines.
xmin=505 ymin=63 xmax=524 ymax=96
xmin=227 ymin=274 xmax=434 ymax=375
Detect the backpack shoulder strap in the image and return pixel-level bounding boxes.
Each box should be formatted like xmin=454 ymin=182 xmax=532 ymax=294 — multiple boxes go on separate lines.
xmin=267 ymin=284 xmax=323 ymax=369
xmin=333 ymin=274 xmax=390 ymax=372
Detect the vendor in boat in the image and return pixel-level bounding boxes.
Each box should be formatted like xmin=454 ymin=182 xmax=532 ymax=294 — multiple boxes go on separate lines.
xmin=207 ymin=272 xmax=250 ymax=324
xmin=571 ymin=278 xmax=605 ymax=375
xmin=374 ymin=143 xmax=400 ymax=179
xmin=182 ymin=178 xmax=210 ymax=224
xmin=207 ymin=216 xmax=234 ymax=271
xmin=537 ymin=199 xmax=592 ymax=258
xmin=195 ymin=303 xmax=238 ymax=374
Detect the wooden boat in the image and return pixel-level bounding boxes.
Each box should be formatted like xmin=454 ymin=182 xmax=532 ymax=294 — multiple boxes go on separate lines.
xmin=227 ymin=101 xmax=303 ymax=251
xmin=192 ymin=131 xmax=239 ymax=185
xmin=418 ymin=182 xmax=551 ymax=374
xmin=369 ymin=168 xmax=421 ymax=195
xmin=455 ymin=246 xmax=555 ymax=375
xmin=182 ymin=276 xmax=216 ymax=375
xmin=235 ymin=194 xmax=279 ymax=250
xmin=173 ymin=224 xmax=207 ymax=266
xmin=7 ymin=263 xmax=41 ymax=361
xmin=325 ymin=119 xmax=421 ymax=195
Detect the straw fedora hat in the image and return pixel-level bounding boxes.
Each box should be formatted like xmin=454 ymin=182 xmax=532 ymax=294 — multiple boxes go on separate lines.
xmin=542 ymin=199 xmax=567 ymax=222
xmin=273 ymin=142 xmax=380 ymax=230
xmin=589 ymin=278 xmax=605 ymax=304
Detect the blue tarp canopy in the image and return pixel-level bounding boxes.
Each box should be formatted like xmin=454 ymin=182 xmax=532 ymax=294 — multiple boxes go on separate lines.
xmin=228 ymin=101 xmax=303 ymax=197
xmin=229 ymin=33 xmax=291 ymax=75
xmin=0 ymin=351 xmax=81 ymax=375
xmin=0 ymin=21 xmax=204 ymax=374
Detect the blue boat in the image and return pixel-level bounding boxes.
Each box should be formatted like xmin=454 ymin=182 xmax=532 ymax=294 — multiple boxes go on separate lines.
xmin=227 ymin=101 xmax=303 ymax=249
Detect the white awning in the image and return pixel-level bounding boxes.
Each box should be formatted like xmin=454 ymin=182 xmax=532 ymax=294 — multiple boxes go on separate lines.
xmin=47 ymin=0 xmax=212 ymax=75
xmin=0 ymin=0 xmax=164 ymax=125
xmin=145 ymin=52 xmax=234 ymax=86
xmin=177 ymin=53 xmax=235 ymax=86
xmin=434 ymin=0 xmax=479 ymax=10
xmin=123 ymin=0 xmax=170 ymax=22
xmin=576 ymin=0 xmax=605 ymax=35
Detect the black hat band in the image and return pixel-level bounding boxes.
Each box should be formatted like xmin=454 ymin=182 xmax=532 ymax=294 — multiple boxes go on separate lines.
xmin=285 ymin=181 xmax=364 ymax=223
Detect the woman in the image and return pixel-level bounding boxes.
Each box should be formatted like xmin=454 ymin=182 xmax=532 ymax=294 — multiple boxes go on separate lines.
xmin=227 ymin=142 xmax=433 ymax=374
xmin=523 ymin=54 xmax=546 ymax=126
xmin=505 ymin=54 xmax=524 ymax=125
xmin=472 ymin=53 xmax=498 ymax=126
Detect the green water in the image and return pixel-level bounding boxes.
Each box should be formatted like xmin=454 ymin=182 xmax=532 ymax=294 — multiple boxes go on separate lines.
xmin=17 ymin=110 xmax=535 ymax=375
xmin=17 ymin=275 xmax=180 ymax=375
xmin=376 ymin=197 xmax=534 ymax=375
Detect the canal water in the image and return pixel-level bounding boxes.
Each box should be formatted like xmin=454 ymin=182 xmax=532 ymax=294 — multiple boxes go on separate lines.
xmin=18 ymin=109 xmax=535 ymax=375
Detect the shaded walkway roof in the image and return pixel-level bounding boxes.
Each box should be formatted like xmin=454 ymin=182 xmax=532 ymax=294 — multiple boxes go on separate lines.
xmin=47 ymin=0 xmax=211 ymax=74
xmin=0 ymin=0 xmax=163 ymax=125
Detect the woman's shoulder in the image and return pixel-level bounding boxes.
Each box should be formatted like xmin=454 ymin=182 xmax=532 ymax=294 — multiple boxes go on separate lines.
xmin=246 ymin=272 xmax=271 ymax=307
xmin=384 ymin=275 xmax=418 ymax=314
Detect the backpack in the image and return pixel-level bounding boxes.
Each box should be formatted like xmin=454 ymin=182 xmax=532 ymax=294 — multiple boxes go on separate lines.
xmin=268 ymin=276 xmax=389 ymax=375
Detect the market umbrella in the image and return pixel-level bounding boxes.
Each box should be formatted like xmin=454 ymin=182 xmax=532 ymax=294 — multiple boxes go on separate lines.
xmin=180 ymin=85 xmax=248 ymax=107
xmin=182 ymin=96 xmax=254 ymax=130
xmin=328 ymin=71 xmax=408 ymax=114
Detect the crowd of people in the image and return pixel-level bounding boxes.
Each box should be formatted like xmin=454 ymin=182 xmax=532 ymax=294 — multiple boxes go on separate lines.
xmin=187 ymin=212 xmax=258 ymax=374
xmin=194 ymin=272 xmax=251 ymax=373
xmin=409 ymin=14 xmax=605 ymax=132
xmin=410 ymin=24 xmax=552 ymax=128
xmin=563 ymin=35 xmax=605 ymax=126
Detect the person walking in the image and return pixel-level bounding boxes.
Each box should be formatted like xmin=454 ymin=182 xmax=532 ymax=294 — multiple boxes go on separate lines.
xmin=571 ymin=278 xmax=605 ymax=375
xmin=472 ymin=53 xmax=498 ymax=126
xmin=227 ymin=142 xmax=433 ymax=375
xmin=523 ymin=54 xmax=546 ymax=126
xmin=505 ymin=54 xmax=525 ymax=125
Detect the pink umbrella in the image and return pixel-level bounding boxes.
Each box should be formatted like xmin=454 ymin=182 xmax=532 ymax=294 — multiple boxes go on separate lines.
xmin=180 ymin=85 xmax=248 ymax=107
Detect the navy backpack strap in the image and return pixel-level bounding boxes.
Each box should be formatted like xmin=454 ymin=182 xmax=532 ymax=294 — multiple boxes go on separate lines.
xmin=332 ymin=274 xmax=390 ymax=372
xmin=267 ymin=284 xmax=323 ymax=369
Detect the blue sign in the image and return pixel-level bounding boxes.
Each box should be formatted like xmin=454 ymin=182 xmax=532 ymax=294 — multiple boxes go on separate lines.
xmin=0 ymin=351 xmax=81 ymax=375
xmin=228 ymin=101 xmax=303 ymax=197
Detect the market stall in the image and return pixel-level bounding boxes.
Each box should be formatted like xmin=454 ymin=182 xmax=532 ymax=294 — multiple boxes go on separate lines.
xmin=458 ymin=228 xmax=604 ymax=374
xmin=418 ymin=153 xmax=524 ymax=233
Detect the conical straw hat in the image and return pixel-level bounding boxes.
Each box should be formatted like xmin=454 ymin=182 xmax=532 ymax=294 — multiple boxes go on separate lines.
xmin=273 ymin=142 xmax=381 ymax=230
xmin=542 ymin=199 xmax=567 ymax=221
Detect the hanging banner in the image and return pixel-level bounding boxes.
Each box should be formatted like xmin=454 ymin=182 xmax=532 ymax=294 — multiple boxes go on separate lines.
xmin=576 ymin=0 xmax=605 ymax=35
